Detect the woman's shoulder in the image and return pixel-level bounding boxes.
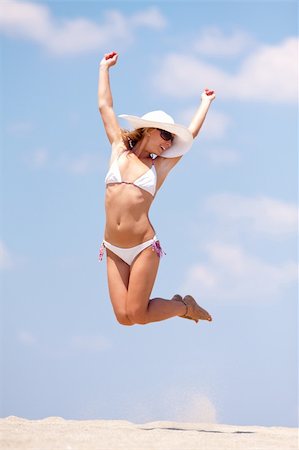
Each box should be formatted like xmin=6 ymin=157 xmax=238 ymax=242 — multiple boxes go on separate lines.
xmin=110 ymin=139 xmax=129 ymax=159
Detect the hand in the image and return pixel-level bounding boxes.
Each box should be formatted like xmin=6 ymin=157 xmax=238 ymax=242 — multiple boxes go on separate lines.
xmin=99 ymin=51 xmax=119 ymax=69
xmin=201 ymin=88 xmax=216 ymax=102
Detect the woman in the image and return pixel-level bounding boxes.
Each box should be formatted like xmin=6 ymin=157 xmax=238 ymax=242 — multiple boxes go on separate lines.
xmin=98 ymin=51 xmax=215 ymax=326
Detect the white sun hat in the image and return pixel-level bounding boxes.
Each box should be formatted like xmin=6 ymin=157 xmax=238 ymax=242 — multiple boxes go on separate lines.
xmin=118 ymin=110 xmax=193 ymax=158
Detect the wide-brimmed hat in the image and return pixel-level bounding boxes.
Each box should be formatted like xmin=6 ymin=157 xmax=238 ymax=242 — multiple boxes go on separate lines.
xmin=118 ymin=110 xmax=193 ymax=158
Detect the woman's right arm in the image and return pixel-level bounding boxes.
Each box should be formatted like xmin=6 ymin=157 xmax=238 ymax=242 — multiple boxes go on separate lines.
xmin=98 ymin=51 xmax=122 ymax=145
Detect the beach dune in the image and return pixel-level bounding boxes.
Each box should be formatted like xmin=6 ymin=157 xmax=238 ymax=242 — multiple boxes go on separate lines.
xmin=0 ymin=416 xmax=297 ymax=450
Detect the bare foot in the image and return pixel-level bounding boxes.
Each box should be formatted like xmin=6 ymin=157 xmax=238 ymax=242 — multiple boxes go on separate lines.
xmin=171 ymin=294 xmax=186 ymax=316
xmin=182 ymin=295 xmax=212 ymax=323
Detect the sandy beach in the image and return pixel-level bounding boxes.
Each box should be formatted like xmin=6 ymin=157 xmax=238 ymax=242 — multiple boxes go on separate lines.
xmin=0 ymin=416 xmax=297 ymax=450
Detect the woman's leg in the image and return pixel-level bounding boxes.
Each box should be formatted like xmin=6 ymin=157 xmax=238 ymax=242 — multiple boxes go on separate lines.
xmin=126 ymin=246 xmax=186 ymax=325
xmin=106 ymin=249 xmax=133 ymax=326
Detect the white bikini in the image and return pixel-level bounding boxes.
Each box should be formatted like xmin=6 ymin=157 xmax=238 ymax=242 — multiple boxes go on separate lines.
xmin=99 ymin=152 xmax=165 ymax=265
xmin=105 ymin=152 xmax=157 ymax=196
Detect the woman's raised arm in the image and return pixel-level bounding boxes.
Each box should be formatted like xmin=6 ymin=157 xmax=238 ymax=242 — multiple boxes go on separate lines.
xmin=98 ymin=51 xmax=122 ymax=145
xmin=188 ymin=89 xmax=216 ymax=139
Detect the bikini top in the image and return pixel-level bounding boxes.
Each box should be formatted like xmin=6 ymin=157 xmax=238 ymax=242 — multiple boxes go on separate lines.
xmin=105 ymin=152 xmax=157 ymax=196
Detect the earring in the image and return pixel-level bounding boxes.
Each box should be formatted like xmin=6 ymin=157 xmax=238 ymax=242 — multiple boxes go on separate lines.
xmin=128 ymin=138 xmax=134 ymax=149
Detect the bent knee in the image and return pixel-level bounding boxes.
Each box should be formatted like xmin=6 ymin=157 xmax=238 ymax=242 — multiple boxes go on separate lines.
xmin=127 ymin=307 xmax=148 ymax=325
xmin=114 ymin=311 xmax=135 ymax=326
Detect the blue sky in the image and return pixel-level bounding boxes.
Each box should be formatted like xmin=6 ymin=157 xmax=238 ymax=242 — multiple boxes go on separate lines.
xmin=1 ymin=0 xmax=298 ymax=427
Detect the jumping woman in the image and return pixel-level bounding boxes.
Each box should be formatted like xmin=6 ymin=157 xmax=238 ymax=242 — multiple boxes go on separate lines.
xmin=98 ymin=51 xmax=215 ymax=326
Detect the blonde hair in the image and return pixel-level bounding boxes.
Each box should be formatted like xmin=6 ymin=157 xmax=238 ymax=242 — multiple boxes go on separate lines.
xmin=121 ymin=127 xmax=155 ymax=150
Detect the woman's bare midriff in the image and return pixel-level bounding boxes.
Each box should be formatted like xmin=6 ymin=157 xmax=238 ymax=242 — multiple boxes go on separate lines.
xmin=104 ymin=183 xmax=155 ymax=247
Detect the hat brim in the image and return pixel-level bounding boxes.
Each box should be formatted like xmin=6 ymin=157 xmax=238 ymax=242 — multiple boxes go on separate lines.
xmin=118 ymin=114 xmax=193 ymax=158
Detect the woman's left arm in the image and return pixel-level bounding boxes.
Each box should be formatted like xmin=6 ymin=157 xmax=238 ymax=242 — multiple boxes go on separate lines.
xmin=188 ymin=89 xmax=216 ymax=139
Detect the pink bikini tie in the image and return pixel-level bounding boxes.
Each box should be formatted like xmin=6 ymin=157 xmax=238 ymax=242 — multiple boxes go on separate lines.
xmin=151 ymin=239 xmax=166 ymax=258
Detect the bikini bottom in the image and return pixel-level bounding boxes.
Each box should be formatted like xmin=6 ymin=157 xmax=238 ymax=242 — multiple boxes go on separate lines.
xmin=99 ymin=235 xmax=165 ymax=266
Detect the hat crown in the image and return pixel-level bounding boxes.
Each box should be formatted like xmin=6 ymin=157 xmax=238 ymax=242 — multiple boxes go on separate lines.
xmin=141 ymin=110 xmax=175 ymax=125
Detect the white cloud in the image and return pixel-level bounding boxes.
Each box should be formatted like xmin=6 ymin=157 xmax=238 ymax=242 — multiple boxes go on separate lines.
xmin=0 ymin=0 xmax=166 ymax=56
xmin=61 ymin=153 xmax=103 ymax=175
xmin=130 ymin=7 xmax=166 ymax=29
xmin=24 ymin=149 xmax=103 ymax=175
xmin=6 ymin=120 xmax=35 ymax=134
xmin=205 ymin=194 xmax=298 ymax=235
xmin=179 ymin=109 xmax=233 ymax=140
xmin=200 ymin=111 xmax=233 ymax=140
xmin=47 ymin=10 xmax=130 ymax=56
xmin=0 ymin=241 xmax=14 ymax=269
xmin=17 ymin=332 xmax=111 ymax=355
xmin=24 ymin=147 xmax=50 ymax=170
xmin=182 ymin=242 xmax=297 ymax=304
xmin=18 ymin=331 xmax=37 ymax=346
xmin=194 ymin=27 xmax=255 ymax=58
xmin=235 ymin=37 xmax=298 ymax=102
xmin=0 ymin=0 xmax=51 ymax=40
xmin=31 ymin=148 xmax=49 ymax=168
xmin=201 ymin=147 xmax=240 ymax=165
xmin=71 ymin=335 xmax=112 ymax=352
xmin=153 ymin=37 xmax=298 ymax=103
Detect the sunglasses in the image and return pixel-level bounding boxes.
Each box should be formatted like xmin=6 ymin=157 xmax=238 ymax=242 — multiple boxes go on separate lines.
xmin=158 ymin=129 xmax=174 ymax=142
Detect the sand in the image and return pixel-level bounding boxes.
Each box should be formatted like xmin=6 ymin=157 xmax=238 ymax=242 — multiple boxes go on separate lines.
xmin=0 ymin=416 xmax=298 ymax=450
